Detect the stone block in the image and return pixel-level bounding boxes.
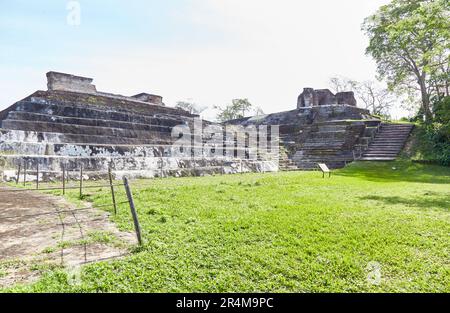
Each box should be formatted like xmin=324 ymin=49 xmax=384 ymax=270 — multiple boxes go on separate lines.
xmin=47 ymin=71 xmax=97 ymax=94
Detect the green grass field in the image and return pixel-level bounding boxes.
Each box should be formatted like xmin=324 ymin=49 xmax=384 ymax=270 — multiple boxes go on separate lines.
xmin=5 ymin=161 xmax=450 ymax=292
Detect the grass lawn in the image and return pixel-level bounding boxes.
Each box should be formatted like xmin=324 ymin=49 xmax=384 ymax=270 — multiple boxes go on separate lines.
xmin=4 ymin=161 xmax=450 ymax=292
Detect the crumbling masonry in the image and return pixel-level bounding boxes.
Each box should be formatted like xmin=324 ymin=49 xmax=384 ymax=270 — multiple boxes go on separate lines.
xmin=0 ymin=72 xmax=384 ymax=180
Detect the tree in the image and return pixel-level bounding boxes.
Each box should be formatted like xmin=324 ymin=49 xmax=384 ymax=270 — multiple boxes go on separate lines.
xmin=253 ymin=106 xmax=265 ymax=116
xmin=355 ymin=81 xmax=395 ymax=117
xmin=175 ymin=101 xmax=206 ymax=115
xmin=329 ymin=76 xmax=358 ymax=93
xmin=362 ymin=0 xmax=450 ymax=122
xmin=214 ymin=98 xmax=253 ymax=122
xmin=329 ymin=76 xmax=394 ymax=117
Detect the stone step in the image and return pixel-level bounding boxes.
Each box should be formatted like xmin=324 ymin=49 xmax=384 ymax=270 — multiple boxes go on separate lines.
xmin=373 ymin=140 xmax=408 ymax=143
xmin=0 ymin=128 xmax=172 ymax=145
xmin=362 ymin=153 xmax=399 ymax=157
xmin=6 ymin=111 xmax=175 ymax=132
xmin=372 ymin=140 xmax=407 ymax=143
xmin=14 ymin=100 xmax=192 ymax=126
xmin=381 ymin=123 xmax=414 ymax=127
xmin=368 ymin=148 xmax=403 ymax=151
xmin=360 ymin=157 xmax=396 ymax=161
xmin=364 ymin=149 xmax=401 ymax=153
xmin=380 ymin=126 xmax=414 ymax=130
xmin=376 ymin=132 xmax=412 ymax=135
xmin=0 ymin=141 xmax=255 ymax=157
xmin=375 ymin=133 xmax=409 ymax=138
xmin=1 ymin=119 xmax=173 ymax=141
xmin=378 ymin=129 xmax=413 ymax=132
xmin=0 ymin=154 xmax=278 ymax=173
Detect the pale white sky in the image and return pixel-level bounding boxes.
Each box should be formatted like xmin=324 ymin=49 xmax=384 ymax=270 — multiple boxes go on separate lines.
xmin=1 ymin=0 xmax=407 ymax=120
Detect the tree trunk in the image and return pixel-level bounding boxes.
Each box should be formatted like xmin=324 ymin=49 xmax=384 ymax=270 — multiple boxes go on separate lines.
xmin=418 ymin=77 xmax=433 ymax=122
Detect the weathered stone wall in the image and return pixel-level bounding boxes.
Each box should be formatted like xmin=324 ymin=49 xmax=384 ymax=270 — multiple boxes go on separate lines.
xmin=47 ymin=71 xmax=97 ymax=94
xmin=0 ymin=75 xmax=380 ymax=180
xmin=226 ymin=105 xmax=380 ymax=169
xmin=297 ymin=88 xmax=357 ymax=108
xmin=0 ymin=75 xmax=278 ymax=180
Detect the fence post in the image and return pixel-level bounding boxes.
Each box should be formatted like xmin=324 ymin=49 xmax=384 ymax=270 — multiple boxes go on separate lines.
xmin=123 ymin=177 xmax=142 ymax=246
xmin=62 ymin=164 xmax=66 ymax=195
xmin=79 ymin=164 xmax=83 ymax=199
xmin=16 ymin=163 xmax=21 ymax=185
xmin=36 ymin=163 xmax=39 ymax=190
xmin=109 ymin=166 xmax=117 ymax=215
xmin=23 ymin=160 xmax=27 ymax=186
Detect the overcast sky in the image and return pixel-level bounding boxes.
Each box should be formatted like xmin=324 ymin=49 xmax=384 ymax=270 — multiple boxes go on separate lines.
xmin=1 ymin=0 xmax=403 ymax=120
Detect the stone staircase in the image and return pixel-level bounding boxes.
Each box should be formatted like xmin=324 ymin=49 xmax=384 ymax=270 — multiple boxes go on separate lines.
xmin=278 ymin=144 xmax=298 ymax=171
xmin=360 ymin=123 xmax=414 ymax=161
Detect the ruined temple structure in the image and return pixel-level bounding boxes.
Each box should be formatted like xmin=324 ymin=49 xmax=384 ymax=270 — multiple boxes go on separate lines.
xmin=0 ymin=72 xmax=276 ymax=180
xmin=227 ymin=88 xmax=387 ymax=169
xmin=297 ymin=88 xmax=357 ymax=108
xmin=0 ymin=73 xmax=413 ymax=181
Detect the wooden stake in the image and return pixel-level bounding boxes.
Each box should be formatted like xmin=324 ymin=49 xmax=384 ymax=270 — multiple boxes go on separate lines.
xmin=36 ymin=163 xmax=39 ymax=190
xmin=23 ymin=161 xmax=27 ymax=186
xmin=123 ymin=177 xmax=142 ymax=245
xmin=109 ymin=166 xmax=117 ymax=215
xmin=16 ymin=164 xmax=21 ymax=185
xmin=62 ymin=164 xmax=66 ymax=195
xmin=79 ymin=164 xmax=83 ymax=199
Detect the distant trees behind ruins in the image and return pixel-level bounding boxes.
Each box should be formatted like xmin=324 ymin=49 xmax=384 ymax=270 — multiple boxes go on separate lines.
xmin=175 ymin=101 xmax=207 ymax=115
xmin=214 ymin=99 xmax=264 ymax=122
xmin=329 ymin=76 xmax=394 ymax=118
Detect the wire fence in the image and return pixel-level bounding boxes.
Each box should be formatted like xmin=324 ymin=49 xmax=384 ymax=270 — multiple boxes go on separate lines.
xmin=1 ymin=159 xmax=143 ymax=247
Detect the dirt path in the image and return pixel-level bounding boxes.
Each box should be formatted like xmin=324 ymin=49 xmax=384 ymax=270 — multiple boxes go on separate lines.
xmin=0 ymin=186 xmax=135 ymax=288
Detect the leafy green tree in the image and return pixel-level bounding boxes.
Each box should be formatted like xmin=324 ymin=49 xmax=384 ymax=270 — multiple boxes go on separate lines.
xmin=214 ymin=98 xmax=253 ymax=122
xmin=362 ymin=0 xmax=450 ymax=122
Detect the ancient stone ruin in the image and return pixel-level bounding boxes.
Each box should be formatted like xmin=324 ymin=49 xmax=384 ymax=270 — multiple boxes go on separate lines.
xmin=228 ymin=100 xmax=380 ymax=170
xmin=297 ymin=88 xmax=357 ymax=108
xmin=0 ymin=72 xmax=276 ymax=181
xmin=1 ymin=71 xmax=410 ymax=181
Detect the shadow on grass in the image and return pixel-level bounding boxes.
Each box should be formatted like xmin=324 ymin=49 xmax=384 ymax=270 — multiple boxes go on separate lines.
xmin=335 ymin=161 xmax=450 ymax=184
xmin=360 ymin=194 xmax=450 ymax=211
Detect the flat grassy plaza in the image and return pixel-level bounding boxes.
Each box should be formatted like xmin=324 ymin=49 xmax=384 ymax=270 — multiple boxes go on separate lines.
xmin=5 ymin=161 xmax=449 ymax=292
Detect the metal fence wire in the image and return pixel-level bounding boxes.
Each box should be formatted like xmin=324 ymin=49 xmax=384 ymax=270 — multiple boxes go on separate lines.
xmin=0 ymin=160 xmax=143 ymax=246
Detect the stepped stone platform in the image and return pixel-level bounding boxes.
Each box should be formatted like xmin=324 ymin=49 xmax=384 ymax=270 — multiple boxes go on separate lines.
xmin=0 ymin=72 xmax=277 ymax=181
xmin=227 ymin=102 xmax=382 ymax=170
xmin=1 ymin=73 xmax=413 ymax=178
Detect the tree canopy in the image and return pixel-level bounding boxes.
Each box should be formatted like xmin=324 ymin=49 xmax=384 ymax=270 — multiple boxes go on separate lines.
xmin=362 ymin=0 xmax=449 ymax=121
xmin=214 ymin=98 xmax=254 ymax=122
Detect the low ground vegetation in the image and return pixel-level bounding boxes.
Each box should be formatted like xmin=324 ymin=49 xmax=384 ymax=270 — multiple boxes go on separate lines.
xmin=2 ymin=161 xmax=449 ymax=292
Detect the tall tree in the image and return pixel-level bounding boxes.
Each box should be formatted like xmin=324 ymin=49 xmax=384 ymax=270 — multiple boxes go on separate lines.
xmin=214 ymin=98 xmax=253 ymax=122
xmin=362 ymin=0 xmax=450 ymax=122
